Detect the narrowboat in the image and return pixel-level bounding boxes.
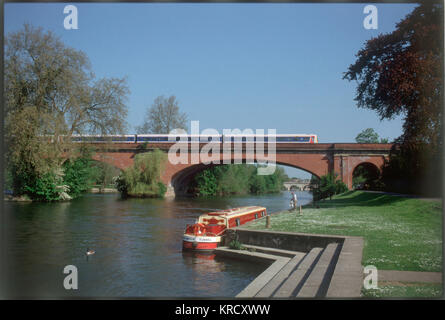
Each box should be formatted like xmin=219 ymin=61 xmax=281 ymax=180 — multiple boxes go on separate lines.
xmin=182 ymin=206 xmax=267 ymax=251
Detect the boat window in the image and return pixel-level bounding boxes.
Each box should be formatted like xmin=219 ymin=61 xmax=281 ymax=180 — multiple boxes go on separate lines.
xmin=235 ymin=219 xmax=240 ymax=226
xmin=255 ymin=213 xmax=258 ymax=219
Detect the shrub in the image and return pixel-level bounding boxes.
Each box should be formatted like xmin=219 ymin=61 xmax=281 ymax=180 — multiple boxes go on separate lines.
xmin=115 ymin=149 xmax=167 ymax=198
xmin=335 ymin=180 xmax=348 ymax=194
xmin=63 ymin=158 xmax=95 ymax=198
xmin=24 ymin=172 xmax=60 ymax=202
xmin=228 ymin=239 xmax=244 ymax=250
xmin=193 ymin=164 xmax=287 ymax=196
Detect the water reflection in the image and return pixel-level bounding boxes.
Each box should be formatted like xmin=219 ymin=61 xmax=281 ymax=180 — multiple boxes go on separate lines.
xmin=3 ymin=191 xmax=311 ymax=298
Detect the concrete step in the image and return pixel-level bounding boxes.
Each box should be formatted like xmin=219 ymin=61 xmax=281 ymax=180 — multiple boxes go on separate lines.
xmin=255 ymin=251 xmax=306 ymax=298
xmin=241 ymin=244 xmax=305 ymax=258
xmin=326 ymin=237 xmax=364 ymax=298
xmin=236 ymin=257 xmax=290 ymax=298
xmin=296 ymin=242 xmax=341 ymax=298
xmin=273 ymin=247 xmax=323 ymax=298
xmin=215 ymin=247 xmax=282 ymax=264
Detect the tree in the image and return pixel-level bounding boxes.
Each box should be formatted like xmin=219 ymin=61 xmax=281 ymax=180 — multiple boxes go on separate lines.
xmin=115 ymin=149 xmax=167 ymax=198
xmin=192 ymin=164 xmax=286 ymax=197
xmin=4 ymin=24 xmax=129 ymax=199
xmin=355 ymin=128 xmax=389 ymax=143
xmin=310 ymin=173 xmax=348 ymax=202
xmin=344 ymin=4 xmax=443 ymax=196
xmin=343 ymin=4 xmax=443 ymax=149
xmin=355 ymin=128 xmax=379 ymax=143
xmin=136 ymin=95 xmax=188 ymax=134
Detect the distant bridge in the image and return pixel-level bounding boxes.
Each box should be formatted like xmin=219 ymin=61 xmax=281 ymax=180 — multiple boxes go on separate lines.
xmin=86 ymin=142 xmax=392 ymax=197
xmin=283 ymin=181 xmax=311 ymax=191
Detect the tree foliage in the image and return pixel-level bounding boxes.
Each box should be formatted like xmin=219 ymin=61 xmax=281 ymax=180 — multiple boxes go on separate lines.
xmin=62 ymin=157 xmax=98 ymax=198
xmin=4 ymin=24 xmax=129 ymax=199
xmin=136 ymin=95 xmax=188 ymax=134
xmin=192 ymin=164 xmax=287 ymax=197
xmin=355 ymin=128 xmax=388 ymax=143
xmin=344 ymin=4 xmax=443 ymax=148
xmin=344 ymin=4 xmax=443 ymax=196
xmin=115 ymin=149 xmax=168 ymax=198
xmin=310 ymin=173 xmax=348 ymax=202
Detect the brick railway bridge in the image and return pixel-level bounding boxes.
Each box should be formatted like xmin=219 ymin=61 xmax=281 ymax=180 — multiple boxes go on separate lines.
xmin=89 ymin=142 xmax=392 ymax=197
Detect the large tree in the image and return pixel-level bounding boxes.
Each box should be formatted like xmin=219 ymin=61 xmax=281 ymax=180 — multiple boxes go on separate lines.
xmin=137 ymin=95 xmax=188 ymax=134
xmin=344 ymin=4 xmax=443 ymax=195
xmin=343 ymin=3 xmax=443 ymax=149
xmin=4 ymin=24 xmax=129 ymax=197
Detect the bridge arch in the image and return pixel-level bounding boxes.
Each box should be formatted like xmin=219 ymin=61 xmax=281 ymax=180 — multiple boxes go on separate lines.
xmin=169 ymin=160 xmax=320 ymax=196
xmin=352 ymin=161 xmax=381 ymax=190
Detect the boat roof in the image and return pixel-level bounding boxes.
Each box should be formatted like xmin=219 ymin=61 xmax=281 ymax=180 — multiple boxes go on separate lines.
xmin=205 ymin=206 xmax=266 ymax=217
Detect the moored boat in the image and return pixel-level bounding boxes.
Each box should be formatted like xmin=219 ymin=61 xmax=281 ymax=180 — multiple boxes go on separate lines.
xmin=182 ymin=206 xmax=267 ymax=251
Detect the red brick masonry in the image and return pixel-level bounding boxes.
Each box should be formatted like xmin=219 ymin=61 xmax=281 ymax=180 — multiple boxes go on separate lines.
xmin=90 ymin=143 xmax=392 ymax=190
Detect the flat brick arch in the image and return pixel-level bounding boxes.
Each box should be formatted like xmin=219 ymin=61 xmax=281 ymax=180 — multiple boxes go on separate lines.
xmin=89 ymin=142 xmax=392 ymax=196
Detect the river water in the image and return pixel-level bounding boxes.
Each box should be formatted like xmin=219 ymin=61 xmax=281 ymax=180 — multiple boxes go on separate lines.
xmin=3 ymin=191 xmax=312 ymax=298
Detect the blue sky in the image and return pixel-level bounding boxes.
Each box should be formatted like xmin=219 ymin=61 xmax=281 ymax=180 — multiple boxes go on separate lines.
xmin=5 ymin=2 xmax=417 ymax=178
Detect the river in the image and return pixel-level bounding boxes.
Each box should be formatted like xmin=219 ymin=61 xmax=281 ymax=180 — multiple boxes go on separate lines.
xmin=2 ymin=190 xmax=312 ymax=298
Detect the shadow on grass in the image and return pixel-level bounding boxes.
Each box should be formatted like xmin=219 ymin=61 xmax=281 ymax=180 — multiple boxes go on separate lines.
xmin=308 ymin=191 xmax=409 ymax=208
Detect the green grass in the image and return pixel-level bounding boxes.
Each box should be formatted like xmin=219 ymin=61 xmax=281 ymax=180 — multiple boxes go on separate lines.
xmin=246 ymin=191 xmax=443 ymax=272
xmin=362 ymin=282 xmax=443 ymax=298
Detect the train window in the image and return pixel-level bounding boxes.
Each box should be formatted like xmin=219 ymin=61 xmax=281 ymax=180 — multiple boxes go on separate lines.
xmin=235 ymin=219 xmax=240 ymax=226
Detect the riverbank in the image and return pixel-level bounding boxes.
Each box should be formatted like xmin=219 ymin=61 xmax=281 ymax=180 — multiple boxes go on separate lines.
xmin=245 ymin=191 xmax=442 ymax=273
xmin=4 ymin=187 xmax=119 ymax=202
xmin=89 ymin=187 xmax=118 ymax=193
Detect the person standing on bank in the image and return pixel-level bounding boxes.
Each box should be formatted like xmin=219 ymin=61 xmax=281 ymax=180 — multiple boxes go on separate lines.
xmin=290 ymin=191 xmax=297 ymax=210
xmin=292 ymin=192 xmax=298 ymax=210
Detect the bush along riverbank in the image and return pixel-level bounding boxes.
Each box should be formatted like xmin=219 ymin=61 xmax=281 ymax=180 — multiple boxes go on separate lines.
xmin=245 ymin=191 xmax=442 ymax=273
xmin=189 ymin=164 xmax=288 ymax=197
xmin=115 ymin=149 xmax=167 ymax=198
xmin=4 ymin=150 xmax=120 ymax=202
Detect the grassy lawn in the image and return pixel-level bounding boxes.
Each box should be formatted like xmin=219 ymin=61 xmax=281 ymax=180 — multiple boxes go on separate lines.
xmin=246 ymin=191 xmax=443 ymax=272
xmin=362 ymin=282 xmax=443 ymax=298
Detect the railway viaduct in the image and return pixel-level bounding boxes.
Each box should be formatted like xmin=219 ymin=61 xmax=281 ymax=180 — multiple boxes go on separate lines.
xmin=89 ymin=142 xmax=393 ymax=197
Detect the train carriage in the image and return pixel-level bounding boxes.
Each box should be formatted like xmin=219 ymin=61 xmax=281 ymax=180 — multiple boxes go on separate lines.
xmin=71 ymin=134 xmax=136 ymax=143
xmin=68 ymin=133 xmax=318 ymax=144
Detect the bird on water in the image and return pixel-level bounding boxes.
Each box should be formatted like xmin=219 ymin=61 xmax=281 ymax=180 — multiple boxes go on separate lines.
xmin=86 ymin=248 xmax=95 ymax=256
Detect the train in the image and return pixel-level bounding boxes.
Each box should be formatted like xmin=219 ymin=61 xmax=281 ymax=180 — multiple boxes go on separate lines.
xmin=70 ymin=133 xmax=319 ymax=144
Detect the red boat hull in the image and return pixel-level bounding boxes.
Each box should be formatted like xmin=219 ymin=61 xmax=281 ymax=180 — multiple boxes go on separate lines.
xmin=182 ymin=240 xmax=219 ymax=251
